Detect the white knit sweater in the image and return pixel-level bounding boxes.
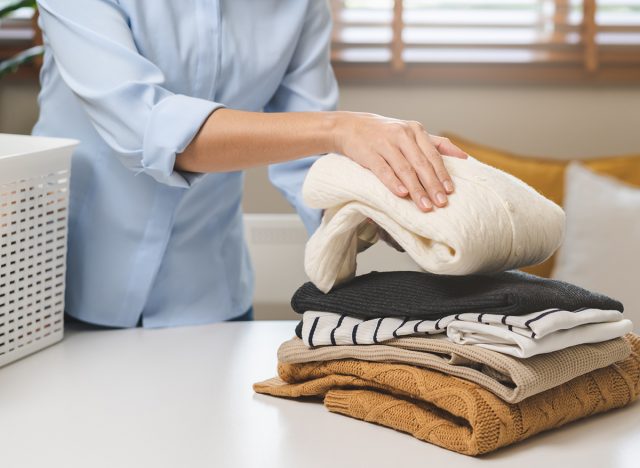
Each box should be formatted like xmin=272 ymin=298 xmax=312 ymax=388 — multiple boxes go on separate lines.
xmin=303 ymin=154 xmax=565 ymax=293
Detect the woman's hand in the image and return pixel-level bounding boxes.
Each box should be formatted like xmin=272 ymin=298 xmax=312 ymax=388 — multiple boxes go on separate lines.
xmin=331 ymin=112 xmax=468 ymax=212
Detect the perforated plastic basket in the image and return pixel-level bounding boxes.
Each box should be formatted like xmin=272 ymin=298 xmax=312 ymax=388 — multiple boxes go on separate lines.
xmin=0 ymin=134 xmax=76 ymax=367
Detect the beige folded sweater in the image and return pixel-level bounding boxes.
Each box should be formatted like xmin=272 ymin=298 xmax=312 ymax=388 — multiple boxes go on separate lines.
xmin=278 ymin=336 xmax=631 ymax=403
xmin=254 ymin=334 xmax=640 ymax=456
xmin=303 ymin=154 xmax=565 ymax=292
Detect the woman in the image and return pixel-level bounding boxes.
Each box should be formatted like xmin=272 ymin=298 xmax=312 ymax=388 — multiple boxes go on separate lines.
xmin=33 ymin=0 xmax=467 ymax=328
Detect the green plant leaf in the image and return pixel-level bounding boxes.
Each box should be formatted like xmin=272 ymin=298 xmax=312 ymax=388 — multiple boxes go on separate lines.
xmin=0 ymin=44 xmax=43 ymax=79
xmin=0 ymin=0 xmax=36 ymax=18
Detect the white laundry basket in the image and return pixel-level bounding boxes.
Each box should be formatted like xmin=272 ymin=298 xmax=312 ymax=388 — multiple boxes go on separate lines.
xmin=0 ymin=133 xmax=76 ymax=367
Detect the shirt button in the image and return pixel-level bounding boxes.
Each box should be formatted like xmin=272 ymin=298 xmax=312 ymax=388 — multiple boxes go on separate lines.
xmin=475 ymin=175 xmax=487 ymax=182
xmin=506 ymin=201 xmax=515 ymax=212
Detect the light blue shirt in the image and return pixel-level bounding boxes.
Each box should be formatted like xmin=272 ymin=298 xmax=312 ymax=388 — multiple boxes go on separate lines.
xmin=33 ymin=0 xmax=338 ymax=327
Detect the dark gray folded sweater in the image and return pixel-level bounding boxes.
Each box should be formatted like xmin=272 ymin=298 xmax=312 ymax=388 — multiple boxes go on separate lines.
xmin=291 ymin=270 xmax=624 ymax=319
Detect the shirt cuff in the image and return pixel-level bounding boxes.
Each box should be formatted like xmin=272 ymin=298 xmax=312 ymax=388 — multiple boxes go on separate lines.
xmin=142 ymin=94 xmax=223 ymax=188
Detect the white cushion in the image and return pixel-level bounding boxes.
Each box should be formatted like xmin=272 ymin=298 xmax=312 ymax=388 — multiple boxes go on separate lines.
xmin=552 ymin=163 xmax=640 ymax=330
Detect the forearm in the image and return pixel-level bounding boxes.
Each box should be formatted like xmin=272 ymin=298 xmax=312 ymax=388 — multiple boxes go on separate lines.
xmin=176 ymin=109 xmax=337 ymax=173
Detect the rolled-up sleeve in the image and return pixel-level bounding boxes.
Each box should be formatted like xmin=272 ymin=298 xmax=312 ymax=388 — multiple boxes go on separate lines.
xmin=37 ymin=0 xmax=221 ymax=188
xmin=265 ymin=0 xmax=339 ymax=233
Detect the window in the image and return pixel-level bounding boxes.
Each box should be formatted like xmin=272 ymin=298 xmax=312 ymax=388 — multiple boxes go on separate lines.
xmin=0 ymin=1 xmax=35 ymax=41
xmin=596 ymin=0 xmax=640 ymax=68
xmin=330 ymin=0 xmax=640 ymax=83
xmin=0 ymin=1 xmax=38 ymax=78
xmin=1 ymin=1 xmax=639 ymax=83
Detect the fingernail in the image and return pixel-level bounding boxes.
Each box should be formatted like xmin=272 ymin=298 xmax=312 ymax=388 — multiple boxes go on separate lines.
xmin=397 ymin=185 xmax=408 ymax=195
xmin=444 ymin=181 xmax=454 ymax=193
xmin=436 ymin=192 xmax=447 ymax=205
xmin=420 ymin=197 xmax=432 ymax=210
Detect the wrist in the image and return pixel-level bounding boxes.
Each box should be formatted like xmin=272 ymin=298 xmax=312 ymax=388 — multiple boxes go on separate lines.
xmin=320 ymin=111 xmax=344 ymax=154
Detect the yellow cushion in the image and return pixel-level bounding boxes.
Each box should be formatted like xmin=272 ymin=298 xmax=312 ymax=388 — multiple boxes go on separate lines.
xmin=443 ymin=133 xmax=640 ymax=278
xmin=584 ymin=156 xmax=640 ymax=188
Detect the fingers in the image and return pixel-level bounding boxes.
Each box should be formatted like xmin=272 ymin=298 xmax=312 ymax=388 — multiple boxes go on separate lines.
xmin=400 ymin=137 xmax=449 ymax=208
xmin=338 ymin=112 xmax=464 ymax=212
xmin=361 ymin=153 xmax=409 ymax=199
xmin=430 ymin=135 xmax=468 ymax=159
xmin=380 ymin=147 xmax=433 ymax=212
xmin=415 ymin=131 xmax=455 ymax=195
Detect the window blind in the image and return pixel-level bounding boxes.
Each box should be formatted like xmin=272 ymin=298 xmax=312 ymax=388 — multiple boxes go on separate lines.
xmin=331 ymin=0 xmax=640 ymax=77
xmin=0 ymin=2 xmax=35 ymax=59
xmin=595 ymin=0 xmax=640 ymax=68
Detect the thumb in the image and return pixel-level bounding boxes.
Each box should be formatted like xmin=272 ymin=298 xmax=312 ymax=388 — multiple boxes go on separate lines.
xmin=431 ymin=135 xmax=468 ymax=159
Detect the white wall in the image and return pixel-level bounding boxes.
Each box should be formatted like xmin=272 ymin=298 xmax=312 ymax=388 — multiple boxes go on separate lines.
xmin=339 ymin=83 xmax=640 ymax=159
xmin=0 ymin=81 xmax=39 ymax=135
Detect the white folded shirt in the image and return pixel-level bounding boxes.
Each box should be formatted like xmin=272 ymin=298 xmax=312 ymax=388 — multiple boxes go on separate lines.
xmin=454 ymin=307 xmax=624 ymax=338
xmin=447 ymin=319 xmax=634 ymax=358
xmin=301 ymin=309 xmax=631 ymax=358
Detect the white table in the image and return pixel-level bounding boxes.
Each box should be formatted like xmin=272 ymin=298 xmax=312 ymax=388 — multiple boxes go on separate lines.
xmin=1 ymin=321 xmax=639 ymax=468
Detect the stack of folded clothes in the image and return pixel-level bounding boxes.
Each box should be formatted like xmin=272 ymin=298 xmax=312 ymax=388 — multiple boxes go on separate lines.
xmin=253 ymin=154 xmax=638 ymax=456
